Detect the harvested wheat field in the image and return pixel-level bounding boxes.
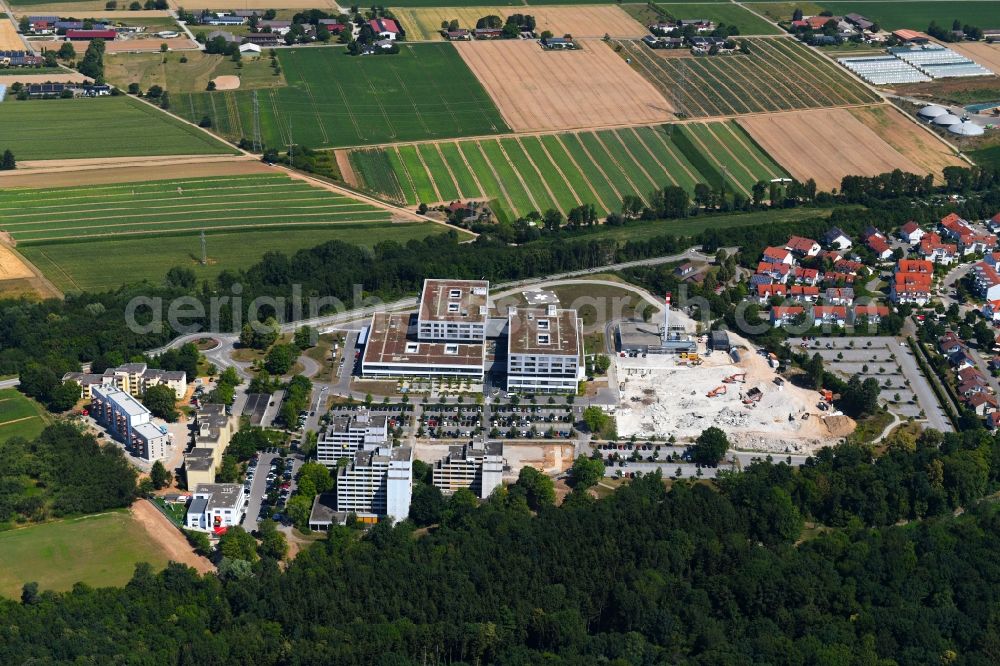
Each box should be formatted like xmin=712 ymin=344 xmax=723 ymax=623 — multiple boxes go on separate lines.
xmin=396 ymin=5 xmax=646 ymax=41
xmin=69 ymin=37 xmax=198 ymax=54
xmin=738 ymin=107 xmax=924 ymax=191
xmin=0 ymin=17 xmax=24 ymax=50
xmin=173 ymin=0 xmax=335 ymax=8
xmin=948 ymin=41 xmax=1000 ymax=75
xmin=0 ymin=73 xmax=90 ymax=85
xmin=848 ymin=105 xmax=964 ymax=180
xmin=0 ymin=245 xmax=35 ymax=281
xmin=456 ymin=40 xmax=672 ymax=132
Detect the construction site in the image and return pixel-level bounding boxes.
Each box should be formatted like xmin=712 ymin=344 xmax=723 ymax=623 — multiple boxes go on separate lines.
xmin=613 ymin=300 xmax=855 ymax=453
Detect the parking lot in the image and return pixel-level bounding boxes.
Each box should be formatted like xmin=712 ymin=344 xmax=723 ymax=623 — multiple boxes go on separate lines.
xmin=241 ymin=450 xmax=304 ymax=531
xmin=420 ymin=403 xmax=482 ymax=439
xmin=798 ymin=336 xmax=951 ymax=430
xmin=487 ymin=404 xmax=575 ymax=440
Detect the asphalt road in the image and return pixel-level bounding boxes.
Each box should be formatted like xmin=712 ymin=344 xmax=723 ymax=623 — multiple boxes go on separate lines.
xmin=896 ymin=339 xmax=954 ymax=432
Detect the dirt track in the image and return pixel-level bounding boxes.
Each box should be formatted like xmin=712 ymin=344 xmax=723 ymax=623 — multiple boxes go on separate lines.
xmin=738 ymin=107 xmax=924 ymax=191
xmin=131 ymin=499 xmax=214 ymax=574
xmin=0 ymin=72 xmax=90 ymax=85
xmin=456 ymin=40 xmax=672 ymax=132
xmin=211 ymin=75 xmax=240 ymax=90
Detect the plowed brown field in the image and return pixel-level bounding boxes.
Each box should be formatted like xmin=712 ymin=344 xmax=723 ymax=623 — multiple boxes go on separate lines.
xmin=848 ymin=105 xmax=964 ymax=181
xmin=738 ymin=107 xmax=925 ymax=191
xmin=456 ymin=40 xmax=672 ymax=132
xmin=397 ymin=5 xmax=647 ymax=41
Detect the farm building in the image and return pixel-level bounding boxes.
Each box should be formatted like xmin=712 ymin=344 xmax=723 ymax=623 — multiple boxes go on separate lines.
xmin=65 ymin=29 xmax=117 ymax=40
xmin=370 ymin=18 xmax=401 ymax=40
xmin=892 ymin=29 xmax=930 ymax=44
xmin=542 ymin=37 xmax=576 ymax=50
xmin=949 ymin=121 xmax=985 ymax=137
xmin=0 ymin=51 xmax=44 ymax=67
xmin=445 ymin=29 xmax=471 ymax=41
xmin=203 ymin=14 xmax=246 ymax=26
xmin=239 ymin=43 xmax=262 ymax=56
xmin=245 ymin=33 xmax=280 ymax=46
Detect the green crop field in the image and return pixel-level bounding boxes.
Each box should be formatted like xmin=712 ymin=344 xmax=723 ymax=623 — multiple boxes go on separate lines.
xmin=0 ymin=97 xmax=235 ymax=160
xmin=616 ymin=37 xmax=880 ymax=117
xmin=176 ymin=44 xmax=509 ymax=149
xmin=0 ymin=389 xmax=49 ymax=444
xmin=819 ymin=1 xmax=1000 ymax=31
xmin=21 ymin=223 xmax=453 ymax=293
xmin=0 ymin=174 xmax=396 ymax=244
xmin=349 ymin=122 xmax=786 ymax=219
xmin=0 ymin=510 xmax=169 ymax=598
xmin=641 ymin=3 xmax=783 ymax=35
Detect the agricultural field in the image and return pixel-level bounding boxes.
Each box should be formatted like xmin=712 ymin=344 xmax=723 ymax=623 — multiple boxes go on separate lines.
xmin=820 ymin=1 xmax=1000 ymax=31
xmin=0 ymin=173 xmax=400 ymax=244
xmin=0 ymin=389 xmax=49 ymax=444
xmin=456 ymin=40 xmax=672 ymax=132
xmin=743 ymin=1 xmax=824 ymax=23
xmin=738 ymin=107 xmax=927 ymax=191
xmin=104 ymin=50 xmax=285 ymax=94
xmin=21 ymin=221 xmax=452 ymax=292
xmin=348 ymin=121 xmax=786 ymax=219
xmin=395 ymin=5 xmax=647 ymax=40
xmin=847 ymin=105 xmax=965 ymax=180
xmin=0 ymin=16 xmax=24 ymax=50
xmin=0 ymin=96 xmax=235 ymax=160
xmin=625 ymin=3 xmax=782 ymax=35
xmin=0 ymin=511 xmax=168 ymax=598
xmin=615 ymin=36 xmax=880 ymax=118
xmin=175 ymin=43 xmax=509 ymax=148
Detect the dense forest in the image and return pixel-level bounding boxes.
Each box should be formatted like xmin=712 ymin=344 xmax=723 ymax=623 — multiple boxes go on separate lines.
xmin=4 ymin=430 xmax=1000 ymax=663
xmin=0 ymin=423 xmax=137 ymax=524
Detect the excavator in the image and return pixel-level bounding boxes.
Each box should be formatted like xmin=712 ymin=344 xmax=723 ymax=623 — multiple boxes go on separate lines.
xmin=722 ymin=373 xmax=746 ymax=384
xmin=706 ymin=385 xmax=727 ymax=398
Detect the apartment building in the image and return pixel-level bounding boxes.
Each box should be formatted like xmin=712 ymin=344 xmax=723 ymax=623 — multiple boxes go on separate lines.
xmin=336 ymin=446 xmax=412 ymax=523
xmin=506 ymin=305 xmax=583 ymax=393
xmin=432 ymin=441 xmax=504 ymax=498
xmin=89 ymin=385 xmax=169 ymax=461
xmin=416 ymin=278 xmax=489 ymax=342
xmin=64 ymin=362 xmax=187 ymax=399
xmin=972 ymin=261 xmax=1000 ymax=301
xmin=185 ymin=483 xmax=247 ymax=533
xmin=890 ymin=259 xmax=934 ymax=304
xmin=183 ymin=404 xmax=237 ymax=487
xmin=316 ymin=409 xmax=388 ymax=467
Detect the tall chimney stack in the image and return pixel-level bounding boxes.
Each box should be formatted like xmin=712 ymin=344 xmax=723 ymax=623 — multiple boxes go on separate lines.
xmin=663 ymin=293 xmax=671 ymax=342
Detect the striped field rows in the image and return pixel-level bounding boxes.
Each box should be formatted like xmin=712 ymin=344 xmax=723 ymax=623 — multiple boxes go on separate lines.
xmin=349 ymin=122 xmax=787 ymax=219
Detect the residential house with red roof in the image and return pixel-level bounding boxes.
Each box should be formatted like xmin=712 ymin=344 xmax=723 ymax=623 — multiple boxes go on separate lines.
xmin=919 ymin=231 xmax=957 ymax=265
xmin=866 ymin=234 xmax=893 ymax=260
xmin=833 ymin=259 xmax=863 ymax=275
xmin=756 ymin=261 xmax=791 ymax=282
xmin=761 ymin=246 xmax=793 ymax=265
xmin=852 ymin=304 xmax=889 ymax=325
xmin=967 ymin=392 xmax=998 ymax=416
xmin=823 ymin=271 xmax=856 ymax=285
xmin=791 ymin=267 xmax=820 ymax=285
xmin=770 ymin=306 xmax=804 ymax=327
xmin=369 ymin=18 xmax=401 ymax=40
xmin=755 ymin=283 xmax=786 ymax=303
xmin=825 ymin=287 xmax=854 ymax=305
xmin=785 ymin=236 xmax=821 ymax=257
xmin=899 ymin=221 xmax=925 ymax=244
xmin=788 ymin=285 xmax=820 ymax=302
xmin=891 ymin=259 xmax=934 ymax=304
xmin=812 ymin=305 xmax=847 ymax=327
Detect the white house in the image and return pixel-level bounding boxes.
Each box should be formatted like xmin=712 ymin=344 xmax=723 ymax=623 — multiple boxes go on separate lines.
xmin=899 ymin=221 xmax=925 ymax=244
xmin=823 ymin=227 xmax=853 ymax=250
xmin=185 ymin=483 xmax=247 ymax=533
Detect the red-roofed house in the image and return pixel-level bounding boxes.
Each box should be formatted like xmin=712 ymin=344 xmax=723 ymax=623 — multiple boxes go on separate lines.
xmin=833 ymin=259 xmax=863 ymax=275
xmin=792 ymin=267 xmax=820 ymax=285
xmin=369 ymin=18 xmax=401 ymax=40
xmin=789 ymin=285 xmax=820 ymax=302
xmin=919 ymin=231 xmax=957 ymax=265
xmin=771 ymin=306 xmax=804 ymax=327
xmin=823 ymin=272 xmax=856 ymax=285
xmin=852 ymin=304 xmax=889 ymax=325
xmin=899 ymin=221 xmax=925 ymax=244
xmin=66 ymin=28 xmax=117 ymax=40
xmin=891 ymin=259 xmax=934 ymax=304
xmin=972 ymin=261 xmax=1000 ymax=301
xmin=806 ymin=15 xmax=838 ymax=30
xmin=818 ymin=249 xmax=843 ymax=263
xmin=825 ymin=287 xmax=854 ymax=305
xmin=813 ymin=305 xmax=847 ymax=327
xmin=785 ymin=236 xmax=821 ymax=257
xmin=867 ymin=234 xmax=893 ymax=260
xmin=756 ymin=261 xmax=791 ymax=282
xmin=983 ymin=300 xmax=1000 ymax=322
xmin=756 ymin=283 xmax=786 ymax=303
xmin=762 ymin=246 xmax=793 ymax=265
xmin=967 ymin=392 xmax=998 ymax=416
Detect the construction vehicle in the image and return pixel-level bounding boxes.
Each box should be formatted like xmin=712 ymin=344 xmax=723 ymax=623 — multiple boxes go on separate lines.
xmin=820 ymin=389 xmax=834 ymax=403
xmin=742 ymin=386 xmax=763 ymax=405
xmin=706 ymin=385 xmax=727 ymax=398
xmin=723 ymin=373 xmax=746 ymax=384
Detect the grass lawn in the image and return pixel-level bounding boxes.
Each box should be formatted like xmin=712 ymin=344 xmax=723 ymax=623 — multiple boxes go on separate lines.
xmin=21 ymin=221 xmax=452 ymax=292
xmin=819 ymin=1 xmax=1000 ymax=31
xmin=105 ymin=51 xmax=285 ymax=95
xmin=969 ymin=144 xmax=1000 ymax=169
xmin=0 ymin=388 xmax=49 ymax=443
xmin=0 ymin=510 xmax=169 ymax=598
xmin=176 ymin=43 xmax=509 ymax=149
xmin=0 ymin=174 xmax=396 ymax=244
xmin=645 ymin=3 xmax=782 ymax=35
xmin=0 ymin=96 xmax=235 ymax=160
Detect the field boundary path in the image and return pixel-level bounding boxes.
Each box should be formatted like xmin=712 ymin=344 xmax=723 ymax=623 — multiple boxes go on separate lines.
xmin=131 ymin=499 xmax=214 ymax=574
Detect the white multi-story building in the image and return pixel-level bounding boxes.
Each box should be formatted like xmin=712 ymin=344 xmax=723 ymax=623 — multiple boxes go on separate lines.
xmin=416 ymin=279 xmax=489 ymax=342
xmin=89 ymin=385 xmax=169 ymax=461
xmin=506 ymin=305 xmax=583 ymax=393
xmin=185 ymin=483 xmax=247 ymax=532
xmin=361 ymin=313 xmax=486 ymax=380
xmin=316 ymin=409 xmax=388 ymax=467
xmin=432 ymin=441 xmax=504 ymax=498
xmin=64 ymin=362 xmax=187 ymax=399
xmin=336 ymin=446 xmax=412 ymax=523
